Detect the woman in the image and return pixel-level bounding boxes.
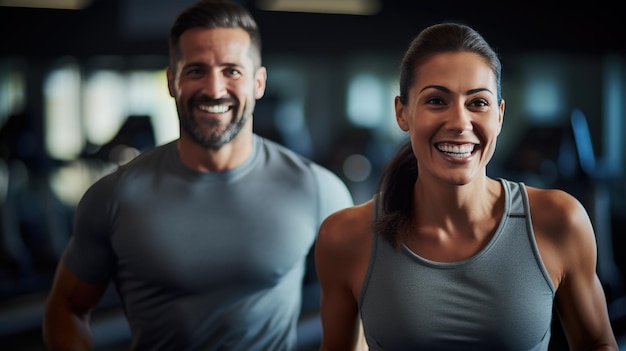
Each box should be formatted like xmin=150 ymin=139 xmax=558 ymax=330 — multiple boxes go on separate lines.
xmin=315 ymin=22 xmax=618 ymax=350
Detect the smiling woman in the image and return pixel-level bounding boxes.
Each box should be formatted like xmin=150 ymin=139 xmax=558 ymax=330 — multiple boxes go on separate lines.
xmin=314 ymin=22 xmax=619 ymax=351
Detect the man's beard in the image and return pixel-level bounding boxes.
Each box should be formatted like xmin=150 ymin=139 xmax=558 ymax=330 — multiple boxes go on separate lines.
xmin=180 ymin=106 xmax=251 ymax=150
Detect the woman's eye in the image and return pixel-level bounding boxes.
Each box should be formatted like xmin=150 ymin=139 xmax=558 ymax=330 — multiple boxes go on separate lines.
xmin=426 ymin=97 xmax=444 ymax=105
xmin=470 ymin=99 xmax=489 ymax=107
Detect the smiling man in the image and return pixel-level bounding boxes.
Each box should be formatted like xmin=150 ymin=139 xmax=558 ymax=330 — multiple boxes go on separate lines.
xmin=42 ymin=1 xmax=354 ymax=350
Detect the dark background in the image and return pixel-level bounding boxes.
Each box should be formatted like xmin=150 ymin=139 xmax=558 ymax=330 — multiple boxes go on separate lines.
xmin=1 ymin=1 xmax=625 ymax=350
xmin=1 ymin=0 xmax=625 ymax=57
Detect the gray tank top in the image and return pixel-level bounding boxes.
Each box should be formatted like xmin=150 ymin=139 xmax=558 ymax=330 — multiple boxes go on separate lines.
xmin=359 ymin=178 xmax=555 ymax=350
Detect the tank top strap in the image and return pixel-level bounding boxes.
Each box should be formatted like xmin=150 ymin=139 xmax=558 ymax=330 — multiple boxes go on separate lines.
xmin=501 ymin=178 xmax=527 ymax=218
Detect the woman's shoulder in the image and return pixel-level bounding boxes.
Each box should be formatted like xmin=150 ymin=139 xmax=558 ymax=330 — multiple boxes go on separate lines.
xmin=525 ymin=185 xmax=589 ymax=229
xmin=525 ymin=184 xmax=595 ymax=253
xmin=315 ymin=200 xmax=375 ymax=289
xmin=317 ymin=200 xmax=374 ymax=253
xmin=524 ymin=185 xmax=598 ymax=289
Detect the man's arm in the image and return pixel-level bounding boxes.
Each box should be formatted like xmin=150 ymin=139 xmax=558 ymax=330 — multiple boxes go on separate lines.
xmin=43 ymin=261 xmax=108 ymax=351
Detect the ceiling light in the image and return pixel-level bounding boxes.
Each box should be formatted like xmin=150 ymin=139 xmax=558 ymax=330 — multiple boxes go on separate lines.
xmin=256 ymin=0 xmax=381 ymax=16
xmin=0 ymin=0 xmax=92 ymax=10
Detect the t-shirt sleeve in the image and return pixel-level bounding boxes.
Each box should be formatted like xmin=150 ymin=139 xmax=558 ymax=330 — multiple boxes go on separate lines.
xmin=310 ymin=163 xmax=354 ymax=224
xmin=61 ymin=173 xmax=118 ymax=285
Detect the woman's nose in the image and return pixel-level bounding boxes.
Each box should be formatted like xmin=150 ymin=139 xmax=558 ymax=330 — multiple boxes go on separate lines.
xmin=446 ymin=104 xmax=473 ymax=134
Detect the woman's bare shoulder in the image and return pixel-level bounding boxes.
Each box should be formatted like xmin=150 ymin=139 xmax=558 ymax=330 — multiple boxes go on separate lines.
xmin=525 ymin=185 xmax=595 ymax=254
xmin=525 ymin=185 xmax=599 ymax=288
xmin=525 ymin=186 xmax=590 ymax=233
xmin=315 ymin=200 xmax=375 ymax=293
xmin=317 ymin=200 xmax=374 ymax=252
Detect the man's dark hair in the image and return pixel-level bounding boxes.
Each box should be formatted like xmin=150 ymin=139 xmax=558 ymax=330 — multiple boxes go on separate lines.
xmin=169 ymin=0 xmax=262 ymax=70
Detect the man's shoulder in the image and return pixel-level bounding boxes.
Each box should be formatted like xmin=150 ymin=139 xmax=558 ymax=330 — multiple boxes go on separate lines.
xmin=89 ymin=142 xmax=174 ymax=188
xmin=258 ymin=136 xmax=322 ymax=171
xmin=268 ymin=140 xmax=343 ymax=183
xmin=258 ymin=136 xmax=308 ymax=158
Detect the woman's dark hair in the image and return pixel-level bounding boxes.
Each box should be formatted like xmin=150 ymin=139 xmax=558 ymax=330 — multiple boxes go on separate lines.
xmin=398 ymin=22 xmax=502 ymax=105
xmin=374 ymin=22 xmax=502 ymax=247
xmin=168 ymin=0 xmax=262 ymax=70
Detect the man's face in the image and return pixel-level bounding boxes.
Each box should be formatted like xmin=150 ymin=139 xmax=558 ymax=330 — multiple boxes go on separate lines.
xmin=167 ymin=27 xmax=266 ymax=149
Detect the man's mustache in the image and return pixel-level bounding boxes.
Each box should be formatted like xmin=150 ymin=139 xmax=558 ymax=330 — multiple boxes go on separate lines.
xmin=192 ymin=96 xmax=236 ymax=106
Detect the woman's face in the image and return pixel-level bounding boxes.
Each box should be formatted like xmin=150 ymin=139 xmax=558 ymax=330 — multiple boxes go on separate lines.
xmin=395 ymin=51 xmax=505 ymax=186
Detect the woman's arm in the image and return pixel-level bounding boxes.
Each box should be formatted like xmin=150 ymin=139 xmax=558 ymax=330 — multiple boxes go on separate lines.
xmin=529 ymin=188 xmax=618 ymax=351
xmin=315 ymin=202 xmax=373 ymax=351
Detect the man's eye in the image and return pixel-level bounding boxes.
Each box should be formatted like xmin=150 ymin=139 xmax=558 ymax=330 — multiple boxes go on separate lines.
xmin=185 ymin=68 xmax=203 ymax=77
xmin=226 ymin=69 xmax=241 ymax=77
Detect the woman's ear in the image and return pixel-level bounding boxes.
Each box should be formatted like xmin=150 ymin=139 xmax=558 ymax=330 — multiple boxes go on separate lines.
xmin=395 ymin=96 xmax=409 ymax=131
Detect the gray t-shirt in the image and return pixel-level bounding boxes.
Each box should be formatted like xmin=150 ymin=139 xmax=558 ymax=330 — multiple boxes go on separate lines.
xmin=62 ymin=135 xmax=354 ymax=351
xmin=360 ymin=179 xmax=555 ymax=350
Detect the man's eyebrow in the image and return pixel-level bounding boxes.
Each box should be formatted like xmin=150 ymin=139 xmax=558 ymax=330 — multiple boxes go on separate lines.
xmin=182 ymin=62 xmax=244 ymax=69
xmin=222 ymin=62 xmax=245 ymax=70
xmin=182 ymin=62 xmax=207 ymax=70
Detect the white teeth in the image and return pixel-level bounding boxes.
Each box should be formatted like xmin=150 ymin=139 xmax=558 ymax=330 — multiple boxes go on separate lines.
xmin=437 ymin=144 xmax=474 ymax=157
xmin=199 ymin=105 xmax=229 ymax=113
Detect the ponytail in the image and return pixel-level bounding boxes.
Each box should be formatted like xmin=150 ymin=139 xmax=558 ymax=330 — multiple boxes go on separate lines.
xmin=373 ymin=140 xmax=417 ymax=247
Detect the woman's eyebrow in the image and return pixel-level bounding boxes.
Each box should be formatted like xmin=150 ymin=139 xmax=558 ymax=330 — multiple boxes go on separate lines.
xmin=419 ymin=85 xmax=494 ymax=96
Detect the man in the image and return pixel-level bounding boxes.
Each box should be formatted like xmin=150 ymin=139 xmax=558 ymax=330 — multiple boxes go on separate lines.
xmin=42 ymin=1 xmax=353 ymax=350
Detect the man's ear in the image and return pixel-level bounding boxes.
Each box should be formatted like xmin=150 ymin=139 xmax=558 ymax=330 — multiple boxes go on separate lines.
xmin=166 ymin=66 xmax=175 ymax=98
xmin=395 ymin=96 xmax=409 ymax=131
xmin=254 ymin=67 xmax=267 ymax=100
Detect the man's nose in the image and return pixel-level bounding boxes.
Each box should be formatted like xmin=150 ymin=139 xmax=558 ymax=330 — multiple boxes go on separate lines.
xmin=202 ymin=72 xmax=227 ymax=98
